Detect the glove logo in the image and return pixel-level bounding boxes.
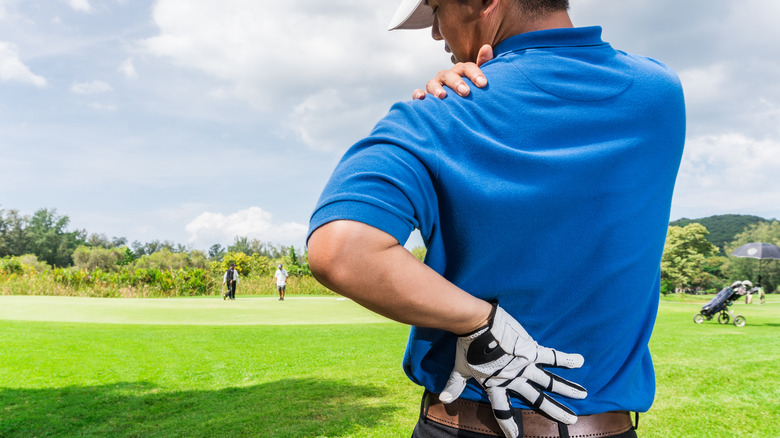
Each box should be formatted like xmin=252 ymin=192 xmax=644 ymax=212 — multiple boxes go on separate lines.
xmin=467 ymin=331 xmax=505 ymax=365
xmin=484 ymin=341 xmax=499 ymax=356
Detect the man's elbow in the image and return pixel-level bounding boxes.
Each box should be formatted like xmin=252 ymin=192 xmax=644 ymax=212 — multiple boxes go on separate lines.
xmin=307 ymin=245 xmax=333 ymax=287
xmin=308 ymin=228 xmax=351 ymax=290
xmin=308 ymin=220 xmax=397 ymax=293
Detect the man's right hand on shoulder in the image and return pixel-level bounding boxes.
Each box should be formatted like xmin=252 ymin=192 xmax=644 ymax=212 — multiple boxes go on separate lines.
xmin=413 ymin=44 xmax=494 ymax=100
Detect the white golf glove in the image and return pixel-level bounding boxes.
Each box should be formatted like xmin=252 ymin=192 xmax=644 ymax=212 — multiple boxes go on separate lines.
xmin=440 ymin=303 xmax=587 ymax=438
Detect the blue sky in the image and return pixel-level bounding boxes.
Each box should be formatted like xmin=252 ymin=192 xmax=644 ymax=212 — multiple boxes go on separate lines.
xmin=1 ymin=0 xmax=779 ymax=252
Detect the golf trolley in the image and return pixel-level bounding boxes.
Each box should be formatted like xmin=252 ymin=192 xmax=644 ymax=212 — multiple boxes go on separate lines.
xmin=693 ymin=284 xmax=746 ymax=327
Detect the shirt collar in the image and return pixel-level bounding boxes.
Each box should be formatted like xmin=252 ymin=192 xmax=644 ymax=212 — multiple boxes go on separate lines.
xmin=493 ymin=26 xmax=606 ymax=58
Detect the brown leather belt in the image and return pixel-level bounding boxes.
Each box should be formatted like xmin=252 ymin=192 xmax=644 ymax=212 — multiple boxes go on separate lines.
xmin=423 ymin=392 xmax=634 ymax=438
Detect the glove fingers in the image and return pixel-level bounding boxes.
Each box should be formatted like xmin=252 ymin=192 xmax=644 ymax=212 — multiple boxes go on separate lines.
xmin=536 ymin=393 xmax=578 ymax=425
xmin=506 ymin=380 xmax=579 ymax=425
xmin=535 ymin=347 xmax=584 ymax=369
xmin=520 ymin=365 xmax=587 ymax=399
xmin=439 ymin=371 xmax=468 ymax=404
xmin=485 ymin=387 xmax=520 ymax=438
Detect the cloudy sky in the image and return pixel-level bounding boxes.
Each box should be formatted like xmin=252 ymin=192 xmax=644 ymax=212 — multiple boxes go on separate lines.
xmin=1 ymin=0 xmax=778 ymax=252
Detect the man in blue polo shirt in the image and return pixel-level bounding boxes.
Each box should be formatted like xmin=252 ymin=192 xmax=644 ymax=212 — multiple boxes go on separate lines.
xmin=307 ymin=1 xmax=685 ymax=437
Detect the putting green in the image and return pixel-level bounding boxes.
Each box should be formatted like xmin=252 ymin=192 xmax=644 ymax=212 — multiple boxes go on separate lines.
xmin=0 ymin=295 xmax=395 ymax=325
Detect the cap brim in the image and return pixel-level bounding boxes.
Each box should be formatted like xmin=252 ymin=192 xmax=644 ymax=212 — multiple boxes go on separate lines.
xmin=388 ymin=0 xmax=433 ymax=30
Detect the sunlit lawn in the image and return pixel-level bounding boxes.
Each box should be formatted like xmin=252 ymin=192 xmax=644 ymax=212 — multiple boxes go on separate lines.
xmin=0 ymin=294 xmax=777 ymax=437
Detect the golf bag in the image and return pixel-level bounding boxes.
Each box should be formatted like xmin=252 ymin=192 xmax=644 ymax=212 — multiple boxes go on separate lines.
xmin=694 ymin=285 xmax=746 ymax=327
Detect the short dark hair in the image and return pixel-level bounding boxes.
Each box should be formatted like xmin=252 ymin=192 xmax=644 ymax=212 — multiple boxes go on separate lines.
xmin=518 ymin=0 xmax=569 ymax=16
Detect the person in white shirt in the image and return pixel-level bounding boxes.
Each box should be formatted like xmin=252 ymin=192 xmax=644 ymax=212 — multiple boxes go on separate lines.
xmin=274 ymin=264 xmax=288 ymax=301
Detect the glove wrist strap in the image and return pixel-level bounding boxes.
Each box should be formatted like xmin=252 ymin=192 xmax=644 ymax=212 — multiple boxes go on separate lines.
xmin=454 ymin=300 xmax=499 ymax=337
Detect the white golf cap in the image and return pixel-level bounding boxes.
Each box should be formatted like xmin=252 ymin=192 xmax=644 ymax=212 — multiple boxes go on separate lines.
xmin=388 ymin=0 xmax=434 ymax=30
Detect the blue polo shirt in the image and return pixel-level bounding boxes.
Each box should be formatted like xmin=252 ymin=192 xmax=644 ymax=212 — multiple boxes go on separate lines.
xmin=309 ymin=26 xmax=685 ymax=415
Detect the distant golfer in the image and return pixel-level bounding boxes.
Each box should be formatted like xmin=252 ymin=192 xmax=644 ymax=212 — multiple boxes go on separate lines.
xmin=274 ymin=263 xmax=288 ymax=301
xmin=223 ymin=263 xmax=238 ymax=300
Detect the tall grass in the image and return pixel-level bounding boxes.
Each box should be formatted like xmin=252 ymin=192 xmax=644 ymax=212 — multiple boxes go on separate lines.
xmin=0 ymin=271 xmax=333 ymax=298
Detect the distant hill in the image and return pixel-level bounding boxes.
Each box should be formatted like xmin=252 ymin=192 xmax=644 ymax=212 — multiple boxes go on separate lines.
xmin=670 ymin=214 xmax=771 ymax=254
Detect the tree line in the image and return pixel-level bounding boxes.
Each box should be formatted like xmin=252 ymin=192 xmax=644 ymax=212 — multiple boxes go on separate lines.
xmin=661 ymin=220 xmax=780 ymax=294
xmin=669 ymin=214 xmax=769 ymax=254
xmin=0 ymin=207 xmax=316 ymax=298
xmin=0 ymin=207 xmax=305 ymax=268
xmin=2 ymin=207 xmax=778 ymax=296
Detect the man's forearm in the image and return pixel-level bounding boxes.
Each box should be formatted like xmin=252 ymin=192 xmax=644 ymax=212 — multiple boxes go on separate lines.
xmin=308 ymin=220 xmax=492 ymax=335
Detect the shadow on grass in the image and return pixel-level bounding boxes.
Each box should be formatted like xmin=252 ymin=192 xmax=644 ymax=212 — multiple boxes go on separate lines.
xmin=1 ymin=378 xmax=399 ymax=438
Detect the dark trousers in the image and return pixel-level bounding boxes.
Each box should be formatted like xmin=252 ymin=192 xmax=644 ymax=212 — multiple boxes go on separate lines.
xmin=227 ymin=281 xmax=236 ymax=299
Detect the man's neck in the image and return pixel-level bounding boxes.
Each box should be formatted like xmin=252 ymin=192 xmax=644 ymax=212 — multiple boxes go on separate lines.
xmin=494 ymin=9 xmax=573 ymax=46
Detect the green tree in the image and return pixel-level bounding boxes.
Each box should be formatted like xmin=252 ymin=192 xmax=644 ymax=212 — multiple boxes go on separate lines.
xmin=86 ymin=234 xmax=128 ymax=250
xmin=0 ymin=208 xmax=29 ymax=257
xmin=411 ymin=246 xmax=427 ymax=263
xmin=130 ymin=240 xmax=178 ymax=258
xmin=670 ymin=214 xmax=767 ymax=254
xmin=228 ymin=237 xmax=252 ymax=255
xmin=25 ymin=208 xmax=85 ymax=267
xmin=725 ymin=220 xmax=780 ymax=292
xmin=208 ymin=244 xmax=226 ymax=260
xmin=288 ymin=246 xmax=299 ymax=267
xmin=72 ymin=245 xmax=125 ymax=272
xmin=86 ymin=233 xmax=113 ymax=248
xmin=220 ymin=251 xmax=253 ymax=276
xmin=227 ymin=237 xmax=286 ymax=258
xmin=660 ymin=223 xmax=718 ymax=293
xmin=282 ymin=246 xmax=311 ymax=276
xmin=118 ymin=247 xmax=136 ymax=266
xmin=131 ymin=249 xmax=208 ymax=271
xmin=250 ymin=254 xmax=274 ymax=277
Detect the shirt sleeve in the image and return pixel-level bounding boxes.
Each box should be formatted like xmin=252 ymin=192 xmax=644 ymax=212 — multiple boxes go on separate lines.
xmin=308 ymin=102 xmax=439 ymax=246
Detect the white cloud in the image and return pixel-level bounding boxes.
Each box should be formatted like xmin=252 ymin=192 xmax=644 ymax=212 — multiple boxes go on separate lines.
xmin=118 ymin=58 xmax=137 ymax=79
xmin=674 ymin=133 xmax=780 ymax=214
xmin=185 ymin=207 xmax=308 ymax=247
xmin=0 ymin=41 xmax=47 ymax=87
xmin=70 ymin=80 xmax=111 ymax=94
xmin=142 ymin=0 xmax=443 ymax=148
xmin=679 ymin=64 xmax=727 ymax=105
xmin=143 ymin=1 xmax=389 ymax=97
xmin=283 ymin=87 xmax=384 ymax=152
xmin=66 ymin=0 xmax=91 ymax=13
xmin=88 ymin=102 xmax=117 ymax=111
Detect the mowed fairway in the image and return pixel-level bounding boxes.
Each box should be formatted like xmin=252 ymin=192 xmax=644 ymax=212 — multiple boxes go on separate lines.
xmin=0 ymin=295 xmax=393 ymax=325
xmin=1 ymin=295 xmax=778 ymax=437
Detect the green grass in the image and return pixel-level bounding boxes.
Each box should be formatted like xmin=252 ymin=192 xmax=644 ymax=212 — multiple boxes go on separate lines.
xmin=645 ymin=296 xmax=779 ymax=437
xmin=1 ymin=295 xmax=778 ymax=437
xmin=0 ymin=295 xmax=390 ymax=325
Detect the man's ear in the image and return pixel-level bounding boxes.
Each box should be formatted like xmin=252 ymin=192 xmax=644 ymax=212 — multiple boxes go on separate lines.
xmin=481 ymin=0 xmax=499 ymax=18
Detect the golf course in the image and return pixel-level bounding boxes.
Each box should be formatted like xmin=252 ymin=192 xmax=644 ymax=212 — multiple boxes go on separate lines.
xmin=1 ymin=294 xmax=778 ymax=437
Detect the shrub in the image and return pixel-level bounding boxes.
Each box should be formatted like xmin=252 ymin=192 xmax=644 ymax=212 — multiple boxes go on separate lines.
xmin=0 ymin=257 xmax=24 ymax=275
xmin=72 ymin=246 xmax=124 ymax=272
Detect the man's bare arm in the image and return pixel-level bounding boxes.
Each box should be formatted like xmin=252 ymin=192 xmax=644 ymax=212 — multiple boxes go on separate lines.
xmin=308 ymin=220 xmax=492 ymax=334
